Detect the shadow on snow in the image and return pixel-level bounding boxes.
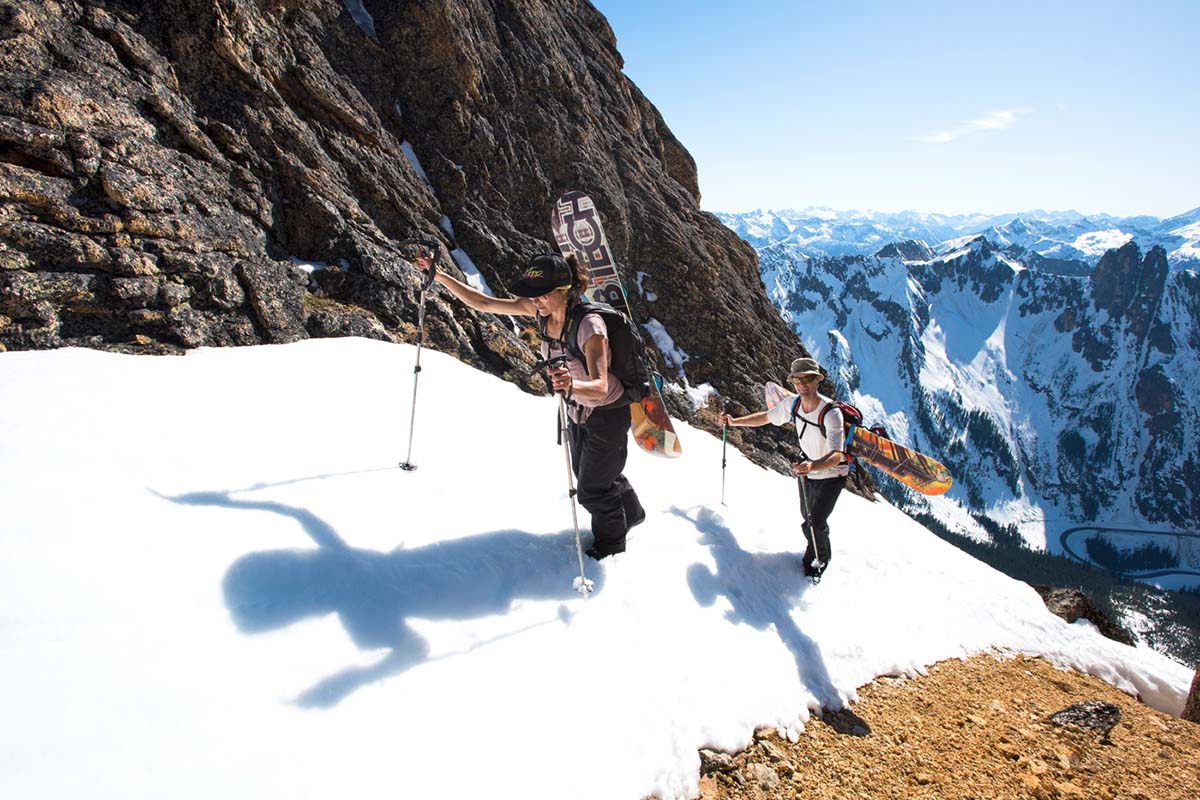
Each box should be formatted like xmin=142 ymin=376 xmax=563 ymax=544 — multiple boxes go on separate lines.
xmin=675 ymin=505 xmax=842 ymax=710
xmin=156 ymin=486 xmax=603 ymax=708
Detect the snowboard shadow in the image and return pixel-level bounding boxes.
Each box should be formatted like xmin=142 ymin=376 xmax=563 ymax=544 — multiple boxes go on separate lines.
xmin=157 ymin=489 xmax=603 ymax=708
xmin=676 ymin=506 xmax=842 ymax=710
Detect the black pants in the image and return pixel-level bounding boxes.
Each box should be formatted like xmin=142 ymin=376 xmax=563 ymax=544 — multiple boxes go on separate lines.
xmin=799 ymin=475 xmax=847 ymax=574
xmin=567 ymin=405 xmax=643 ymax=556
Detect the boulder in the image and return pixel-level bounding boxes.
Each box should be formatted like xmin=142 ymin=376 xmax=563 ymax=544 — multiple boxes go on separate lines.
xmin=1034 ymin=586 xmax=1136 ymax=646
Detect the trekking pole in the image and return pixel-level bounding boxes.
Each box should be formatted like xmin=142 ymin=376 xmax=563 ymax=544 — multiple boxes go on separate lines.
xmin=720 ymin=422 xmax=728 ymax=505
xmin=558 ymin=395 xmax=595 ymax=596
xmin=796 ymin=462 xmax=825 ymax=575
xmin=398 ymin=238 xmax=441 ymax=472
xmin=534 ymin=355 xmax=594 ymax=597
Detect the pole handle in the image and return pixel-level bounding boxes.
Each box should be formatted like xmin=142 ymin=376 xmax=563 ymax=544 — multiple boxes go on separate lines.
xmin=399 ymin=236 xmax=442 ymax=291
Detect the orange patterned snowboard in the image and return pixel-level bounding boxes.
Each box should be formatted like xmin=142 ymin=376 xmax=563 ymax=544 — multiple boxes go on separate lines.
xmin=765 ymin=381 xmax=952 ymax=496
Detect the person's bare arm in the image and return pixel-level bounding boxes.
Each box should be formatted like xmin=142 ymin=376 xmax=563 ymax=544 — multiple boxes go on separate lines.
xmin=417 ymin=254 xmax=535 ymax=316
xmin=547 ymin=333 xmax=611 ymax=402
xmin=720 ymin=410 xmax=771 ymax=428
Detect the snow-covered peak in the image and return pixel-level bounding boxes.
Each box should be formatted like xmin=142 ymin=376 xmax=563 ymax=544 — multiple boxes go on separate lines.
xmin=874 ymin=239 xmax=936 ymax=262
xmin=1071 ymin=229 xmax=1135 ymax=258
xmin=717 ymin=207 xmax=1200 ymax=268
xmin=937 ymin=233 xmax=992 ymax=258
xmin=1160 ymin=206 xmax=1200 ymax=231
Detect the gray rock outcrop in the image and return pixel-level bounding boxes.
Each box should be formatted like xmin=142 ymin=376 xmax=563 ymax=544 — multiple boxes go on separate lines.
xmin=0 ymin=0 xmax=806 ymax=448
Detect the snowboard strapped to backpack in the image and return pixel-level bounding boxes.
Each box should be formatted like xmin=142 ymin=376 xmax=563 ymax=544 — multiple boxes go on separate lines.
xmin=538 ymin=301 xmax=652 ymax=406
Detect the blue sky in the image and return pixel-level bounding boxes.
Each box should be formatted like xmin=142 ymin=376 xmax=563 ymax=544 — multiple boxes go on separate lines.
xmin=590 ymin=0 xmax=1199 ymax=218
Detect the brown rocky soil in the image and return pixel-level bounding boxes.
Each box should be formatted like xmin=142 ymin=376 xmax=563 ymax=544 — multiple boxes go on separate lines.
xmin=695 ymin=654 xmax=1200 ymax=800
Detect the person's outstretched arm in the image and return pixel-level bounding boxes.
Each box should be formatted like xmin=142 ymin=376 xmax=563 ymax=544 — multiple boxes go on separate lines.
xmin=720 ymin=410 xmax=770 ymax=428
xmin=417 ymin=254 xmax=536 ymax=317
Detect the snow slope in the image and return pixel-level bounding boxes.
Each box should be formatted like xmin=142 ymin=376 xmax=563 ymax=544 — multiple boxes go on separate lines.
xmin=0 ymin=340 xmax=1191 ymax=799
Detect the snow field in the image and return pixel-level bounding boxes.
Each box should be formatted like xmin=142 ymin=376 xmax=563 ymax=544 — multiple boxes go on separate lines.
xmin=0 ymin=339 xmax=1191 ymax=800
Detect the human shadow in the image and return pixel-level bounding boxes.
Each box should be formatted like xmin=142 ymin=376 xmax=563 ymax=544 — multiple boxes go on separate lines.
xmin=157 ymin=489 xmax=603 ymax=708
xmin=677 ymin=506 xmax=842 ymax=710
xmin=820 ymin=707 xmax=872 ymax=736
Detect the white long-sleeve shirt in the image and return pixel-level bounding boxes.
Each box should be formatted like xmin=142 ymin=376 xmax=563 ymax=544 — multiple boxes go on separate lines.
xmin=767 ymin=392 xmax=851 ymax=480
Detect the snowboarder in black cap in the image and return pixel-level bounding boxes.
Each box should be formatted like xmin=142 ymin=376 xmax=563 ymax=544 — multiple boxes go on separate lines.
xmin=416 ymin=252 xmax=645 ymax=560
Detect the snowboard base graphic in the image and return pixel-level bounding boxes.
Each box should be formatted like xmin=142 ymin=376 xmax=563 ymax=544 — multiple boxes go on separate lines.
xmin=553 ymin=191 xmax=682 ymax=458
xmin=764 ymin=381 xmax=953 ymax=496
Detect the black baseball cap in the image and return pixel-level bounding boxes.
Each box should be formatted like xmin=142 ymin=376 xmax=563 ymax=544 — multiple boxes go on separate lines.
xmin=510 ymin=253 xmax=574 ymax=297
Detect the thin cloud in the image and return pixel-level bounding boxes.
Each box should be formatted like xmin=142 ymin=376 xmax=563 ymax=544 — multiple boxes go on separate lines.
xmin=916 ymin=109 xmax=1031 ymax=144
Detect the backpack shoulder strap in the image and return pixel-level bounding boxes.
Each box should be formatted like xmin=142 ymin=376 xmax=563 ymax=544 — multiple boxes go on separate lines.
xmin=794 ymin=397 xmax=829 ymax=423
xmin=563 ymin=301 xmax=596 ymax=362
xmin=789 ymin=395 xmax=816 ymax=440
xmin=816 ymin=400 xmax=830 ymax=427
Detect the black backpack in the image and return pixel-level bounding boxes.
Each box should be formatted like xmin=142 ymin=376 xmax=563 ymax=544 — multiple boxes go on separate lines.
xmin=538 ymin=301 xmax=651 ymax=405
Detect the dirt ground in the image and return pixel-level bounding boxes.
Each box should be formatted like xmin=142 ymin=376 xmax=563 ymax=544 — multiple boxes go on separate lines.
xmin=695 ymin=654 xmax=1200 ymax=800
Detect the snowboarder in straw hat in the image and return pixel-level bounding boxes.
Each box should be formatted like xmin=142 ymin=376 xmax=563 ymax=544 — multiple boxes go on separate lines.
xmin=415 ymin=251 xmax=645 ymax=561
xmin=720 ymin=357 xmax=849 ymax=581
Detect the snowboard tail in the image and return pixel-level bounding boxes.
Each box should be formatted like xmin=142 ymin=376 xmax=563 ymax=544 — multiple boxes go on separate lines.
xmin=763 ymin=381 xmax=952 ymax=496
xmin=552 ymin=191 xmax=682 ymax=458
xmin=845 ymin=424 xmax=953 ymax=496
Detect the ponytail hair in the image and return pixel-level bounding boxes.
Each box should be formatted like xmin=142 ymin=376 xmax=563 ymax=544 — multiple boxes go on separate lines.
xmin=565 ymin=253 xmax=590 ymax=304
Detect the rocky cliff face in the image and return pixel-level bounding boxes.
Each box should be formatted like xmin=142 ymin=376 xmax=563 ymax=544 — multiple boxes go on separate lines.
xmin=0 ymin=0 xmax=804 ymax=460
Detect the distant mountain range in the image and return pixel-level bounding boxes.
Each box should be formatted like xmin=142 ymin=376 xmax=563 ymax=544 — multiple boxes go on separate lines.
xmin=717 ymin=207 xmax=1200 ymax=273
xmin=718 ymin=208 xmax=1200 ymax=587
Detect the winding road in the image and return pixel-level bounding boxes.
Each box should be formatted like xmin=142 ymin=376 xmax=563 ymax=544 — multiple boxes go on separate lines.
xmin=1059 ymin=525 xmax=1200 ymax=579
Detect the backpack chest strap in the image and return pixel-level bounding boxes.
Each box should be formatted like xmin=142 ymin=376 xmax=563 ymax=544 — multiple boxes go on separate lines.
xmin=791 ymin=397 xmax=830 ymax=435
